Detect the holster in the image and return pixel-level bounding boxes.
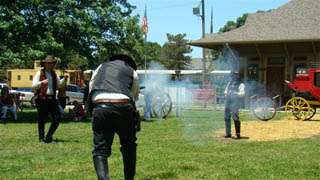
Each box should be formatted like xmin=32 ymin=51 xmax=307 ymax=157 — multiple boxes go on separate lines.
xmin=87 ymin=92 xmax=94 ymax=113
xmin=134 ymin=109 xmax=141 ymax=132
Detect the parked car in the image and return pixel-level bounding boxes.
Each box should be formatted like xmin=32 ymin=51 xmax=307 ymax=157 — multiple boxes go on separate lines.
xmin=12 ymin=88 xmax=34 ymax=103
xmin=66 ymin=84 xmax=84 ymax=104
xmin=0 ymin=83 xmax=9 ymax=92
xmin=29 ymin=84 xmax=84 ymax=106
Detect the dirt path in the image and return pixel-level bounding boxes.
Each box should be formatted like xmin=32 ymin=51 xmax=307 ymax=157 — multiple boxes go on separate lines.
xmin=215 ymin=114 xmax=320 ymax=141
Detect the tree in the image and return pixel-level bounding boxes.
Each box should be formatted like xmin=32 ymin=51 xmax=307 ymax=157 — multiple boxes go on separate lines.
xmin=0 ymin=0 xmax=144 ymax=70
xmin=64 ymin=50 xmax=88 ymax=70
xmin=160 ymin=33 xmax=192 ymax=70
xmin=219 ymin=13 xmax=248 ymax=33
xmin=133 ymin=41 xmax=162 ymax=69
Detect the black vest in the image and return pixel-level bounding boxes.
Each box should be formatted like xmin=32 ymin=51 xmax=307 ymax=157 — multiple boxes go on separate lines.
xmin=90 ymin=60 xmax=134 ymax=100
xmin=227 ymin=78 xmax=242 ymax=96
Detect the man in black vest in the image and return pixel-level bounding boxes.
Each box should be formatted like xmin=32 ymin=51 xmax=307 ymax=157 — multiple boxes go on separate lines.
xmin=88 ymin=54 xmax=140 ymax=180
xmin=224 ymin=71 xmax=245 ymax=139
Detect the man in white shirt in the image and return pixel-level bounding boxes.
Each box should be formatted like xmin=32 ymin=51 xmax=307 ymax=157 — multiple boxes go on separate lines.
xmin=224 ymin=71 xmax=245 ymax=139
xmin=32 ymin=55 xmax=67 ymax=143
xmin=89 ymin=53 xmax=139 ymax=180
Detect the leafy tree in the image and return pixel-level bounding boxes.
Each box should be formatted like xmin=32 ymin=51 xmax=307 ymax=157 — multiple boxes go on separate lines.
xmin=134 ymin=41 xmax=162 ymax=69
xmin=219 ymin=13 xmax=248 ymax=33
xmin=64 ymin=50 xmax=88 ymax=70
xmin=0 ymin=0 xmax=144 ymax=70
xmin=160 ymin=33 xmax=192 ymax=70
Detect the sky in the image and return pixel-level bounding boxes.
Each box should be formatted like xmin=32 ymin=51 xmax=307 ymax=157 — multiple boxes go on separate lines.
xmin=128 ymin=0 xmax=289 ymax=58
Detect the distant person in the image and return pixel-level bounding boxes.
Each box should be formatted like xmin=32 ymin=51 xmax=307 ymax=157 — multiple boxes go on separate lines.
xmin=32 ymin=55 xmax=67 ymax=143
xmin=143 ymin=88 xmax=152 ymax=121
xmin=224 ymin=71 xmax=245 ymax=139
xmin=88 ymin=53 xmax=140 ymax=180
xmin=0 ymin=86 xmax=17 ymax=122
xmin=72 ymin=101 xmax=86 ymax=121
xmin=83 ymin=70 xmax=93 ymax=113
xmin=57 ymin=73 xmax=69 ymax=109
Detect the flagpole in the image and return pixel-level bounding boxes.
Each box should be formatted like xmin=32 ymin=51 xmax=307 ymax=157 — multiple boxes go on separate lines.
xmin=143 ymin=4 xmax=148 ymax=78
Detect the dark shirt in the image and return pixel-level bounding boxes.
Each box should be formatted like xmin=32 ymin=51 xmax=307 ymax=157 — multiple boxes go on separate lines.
xmin=0 ymin=94 xmax=15 ymax=106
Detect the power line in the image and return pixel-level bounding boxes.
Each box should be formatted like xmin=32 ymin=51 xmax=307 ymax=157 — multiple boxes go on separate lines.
xmin=134 ymin=1 xmax=196 ymax=13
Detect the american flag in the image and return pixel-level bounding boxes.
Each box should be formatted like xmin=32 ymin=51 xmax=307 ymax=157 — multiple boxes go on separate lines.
xmin=142 ymin=5 xmax=148 ymax=34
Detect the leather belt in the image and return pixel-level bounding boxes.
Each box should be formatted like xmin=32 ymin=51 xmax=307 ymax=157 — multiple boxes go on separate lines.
xmin=94 ymin=99 xmax=130 ymax=104
xmin=46 ymin=95 xmax=55 ymax=100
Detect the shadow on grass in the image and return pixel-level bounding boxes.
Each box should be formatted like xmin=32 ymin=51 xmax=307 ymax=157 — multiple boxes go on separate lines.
xmin=2 ymin=108 xmax=92 ymax=124
xmin=232 ymin=136 xmax=250 ymax=140
xmin=50 ymin=138 xmax=81 ymax=143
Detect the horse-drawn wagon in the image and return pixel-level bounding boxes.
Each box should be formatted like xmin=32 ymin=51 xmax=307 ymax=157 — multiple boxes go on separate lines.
xmin=285 ymin=68 xmax=320 ymax=120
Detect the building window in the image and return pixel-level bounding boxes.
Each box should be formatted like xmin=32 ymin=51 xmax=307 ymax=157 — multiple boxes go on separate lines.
xmin=17 ymin=75 xmax=21 ymax=80
xmin=29 ymin=75 xmax=33 ymax=80
xmin=315 ymin=72 xmax=320 ymax=87
xmin=247 ymin=64 xmax=259 ymax=81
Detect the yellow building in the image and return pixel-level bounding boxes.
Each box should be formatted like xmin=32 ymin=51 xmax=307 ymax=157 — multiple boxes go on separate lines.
xmin=7 ymin=61 xmax=83 ymax=88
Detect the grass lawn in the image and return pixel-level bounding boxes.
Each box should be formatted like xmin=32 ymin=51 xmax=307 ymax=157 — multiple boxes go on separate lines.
xmin=1 ymin=108 xmax=320 ymax=179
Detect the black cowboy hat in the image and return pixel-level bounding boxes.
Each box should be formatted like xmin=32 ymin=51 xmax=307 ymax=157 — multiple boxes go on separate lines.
xmin=110 ymin=54 xmax=137 ymax=70
xmin=40 ymin=55 xmax=57 ymax=66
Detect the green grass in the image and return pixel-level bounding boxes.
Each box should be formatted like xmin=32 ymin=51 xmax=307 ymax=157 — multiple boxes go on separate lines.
xmin=0 ymin=109 xmax=319 ymax=179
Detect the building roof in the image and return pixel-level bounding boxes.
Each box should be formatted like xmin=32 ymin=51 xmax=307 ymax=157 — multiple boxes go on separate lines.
xmin=190 ymin=0 xmax=320 ymax=48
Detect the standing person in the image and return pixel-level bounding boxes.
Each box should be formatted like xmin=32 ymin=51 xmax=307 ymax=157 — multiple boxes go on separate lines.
xmin=88 ymin=53 xmax=140 ymax=180
xmin=0 ymin=86 xmax=17 ymax=122
xmin=143 ymin=88 xmax=152 ymax=121
xmin=32 ymin=55 xmax=67 ymax=143
xmin=71 ymin=100 xmax=86 ymax=121
xmin=57 ymin=72 xmax=68 ymax=110
xmin=83 ymin=70 xmax=93 ymax=114
xmin=224 ymin=72 xmax=245 ymax=139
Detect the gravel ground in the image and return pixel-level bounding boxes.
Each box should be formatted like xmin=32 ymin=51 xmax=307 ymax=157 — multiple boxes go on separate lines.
xmin=215 ymin=114 xmax=320 ymax=141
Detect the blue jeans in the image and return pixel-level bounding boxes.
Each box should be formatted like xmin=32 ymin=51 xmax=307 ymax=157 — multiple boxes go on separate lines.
xmin=144 ymin=94 xmax=152 ymax=120
xmin=1 ymin=105 xmax=17 ymax=121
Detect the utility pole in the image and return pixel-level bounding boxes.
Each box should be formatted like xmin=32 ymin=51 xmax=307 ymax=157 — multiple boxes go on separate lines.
xmin=210 ymin=6 xmax=213 ymax=34
xmin=192 ymin=0 xmax=206 ymax=85
xmin=201 ymin=0 xmax=206 ymax=86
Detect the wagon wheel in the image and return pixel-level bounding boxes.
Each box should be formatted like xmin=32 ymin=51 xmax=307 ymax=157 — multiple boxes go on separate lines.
xmin=151 ymin=93 xmax=172 ymax=119
xmin=251 ymin=97 xmax=276 ymax=121
xmin=285 ymin=97 xmax=314 ymax=120
xmin=303 ymin=107 xmax=316 ymax=120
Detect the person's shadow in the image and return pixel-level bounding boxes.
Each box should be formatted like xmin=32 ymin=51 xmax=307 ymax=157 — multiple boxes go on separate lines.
xmin=232 ymin=136 xmax=249 ymax=140
xmin=54 ymin=138 xmax=80 ymax=143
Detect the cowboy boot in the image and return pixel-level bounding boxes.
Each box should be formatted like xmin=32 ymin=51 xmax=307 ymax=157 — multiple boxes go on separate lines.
xmin=45 ymin=120 xmax=59 ymax=143
xmin=224 ymin=118 xmax=232 ymax=138
xmin=121 ymin=146 xmax=136 ymax=180
xmin=234 ymin=121 xmax=241 ymax=139
xmin=93 ymin=156 xmax=109 ymax=180
xmin=38 ymin=122 xmax=45 ymax=142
